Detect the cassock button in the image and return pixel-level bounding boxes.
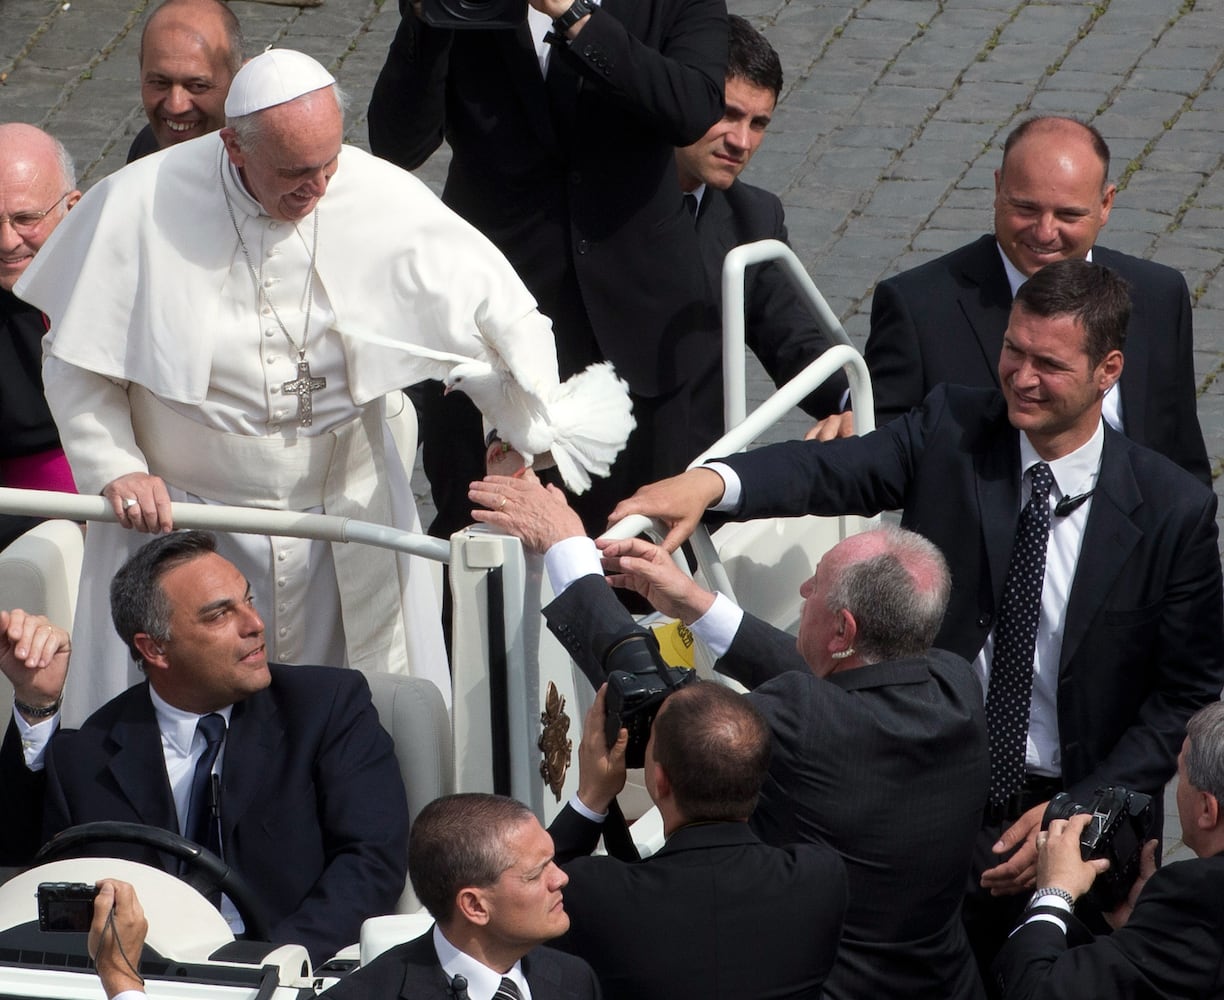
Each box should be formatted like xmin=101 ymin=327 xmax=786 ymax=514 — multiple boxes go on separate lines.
xmin=267 ymin=356 xmax=278 ymax=365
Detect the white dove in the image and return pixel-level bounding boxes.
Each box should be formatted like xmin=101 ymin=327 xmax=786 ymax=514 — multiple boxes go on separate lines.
xmin=340 ymin=330 xmax=634 ymax=494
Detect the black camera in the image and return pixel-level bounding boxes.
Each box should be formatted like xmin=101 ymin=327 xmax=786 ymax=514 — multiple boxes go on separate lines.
xmin=602 ymin=630 xmax=697 ymax=768
xmin=1041 ymin=786 xmax=1155 ymax=910
xmin=420 ymin=0 xmax=527 ymax=29
xmin=37 ymin=882 xmax=99 ymax=933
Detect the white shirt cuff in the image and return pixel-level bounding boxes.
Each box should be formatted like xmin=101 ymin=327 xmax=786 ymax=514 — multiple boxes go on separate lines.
xmin=13 ymin=706 xmax=58 ymax=772
xmin=567 ymin=793 xmax=608 ymax=824
xmin=109 ymin=990 xmax=146 ymax=1000
xmin=687 ymin=592 xmax=744 ymax=659
xmin=1016 ymin=912 xmax=1069 ymax=935
xmin=704 ymin=462 xmax=740 ymax=512
xmin=544 ymin=536 xmax=602 ymax=596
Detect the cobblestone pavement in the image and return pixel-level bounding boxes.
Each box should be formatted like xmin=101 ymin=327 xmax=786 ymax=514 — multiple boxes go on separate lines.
xmin=3 ymin=0 xmax=1221 ymax=855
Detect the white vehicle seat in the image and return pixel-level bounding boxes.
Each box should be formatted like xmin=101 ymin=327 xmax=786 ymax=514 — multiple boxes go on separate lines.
xmin=363 ymin=671 xmax=453 ymax=914
xmin=0 ymin=518 xmax=82 ymax=631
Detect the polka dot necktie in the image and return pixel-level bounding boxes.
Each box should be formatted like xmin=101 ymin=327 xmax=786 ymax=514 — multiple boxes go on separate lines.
xmin=493 ymin=977 xmax=523 ymax=1000
xmin=985 ymin=462 xmax=1054 ymax=806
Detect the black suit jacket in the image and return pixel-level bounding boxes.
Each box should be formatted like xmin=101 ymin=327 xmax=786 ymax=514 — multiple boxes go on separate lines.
xmin=864 ymin=234 xmax=1210 ymax=484
xmin=368 ymin=0 xmax=726 ymax=395
xmin=992 ymin=855 xmax=1224 ymax=999
xmin=0 ymin=717 xmax=45 ymax=866
xmin=544 ymin=575 xmax=982 ymax=1000
xmin=548 ymin=798 xmax=847 ymax=1000
xmin=694 ymin=181 xmax=848 ymax=420
xmin=322 ymin=928 xmax=600 ymax=1000
xmin=43 ymin=664 xmax=408 ymax=963
xmin=721 ymin=384 xmax=1224 ymax=808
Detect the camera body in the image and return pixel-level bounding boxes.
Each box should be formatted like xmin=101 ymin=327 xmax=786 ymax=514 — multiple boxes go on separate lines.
xmin=1042 ymin=786 xmax=1155 ymax=910
xmin=602 ymin=631 xmax=697 ymax=768
xmin=37 ymin=882 xmax=99 ymax=933
xmin=420 ymin=0 xmax=527 ymax=29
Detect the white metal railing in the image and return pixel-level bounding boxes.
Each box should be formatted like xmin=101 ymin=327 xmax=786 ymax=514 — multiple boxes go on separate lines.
xmin=0 ymin=489 xmax=450 ymax=562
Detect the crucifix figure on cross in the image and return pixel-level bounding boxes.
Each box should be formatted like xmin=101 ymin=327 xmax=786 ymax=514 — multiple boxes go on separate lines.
xmin=283 ymin=358 xmax=327 ymax=427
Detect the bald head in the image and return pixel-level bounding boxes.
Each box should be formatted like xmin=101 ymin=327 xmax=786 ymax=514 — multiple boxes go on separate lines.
xmin=139 ymin=0 xmax=244 ymax=150
xmin=0 ymin=123 xmax=80 ymax=292
xmin=994 ymin=116 xmax=1116 ymax=277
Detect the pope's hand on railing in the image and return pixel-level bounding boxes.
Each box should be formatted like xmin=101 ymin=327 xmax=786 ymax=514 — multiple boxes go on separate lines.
xmin=102 ymin=472 xmax=173 ymax=534
xmin=606 ymin=468 xmax=725 ymax=552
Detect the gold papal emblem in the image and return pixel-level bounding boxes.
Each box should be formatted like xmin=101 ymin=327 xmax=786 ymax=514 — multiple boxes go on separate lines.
xmin=538 ymin=681 xmax=572 ymax=801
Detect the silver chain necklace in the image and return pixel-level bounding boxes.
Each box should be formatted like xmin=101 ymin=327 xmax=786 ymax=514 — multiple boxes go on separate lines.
xmin=221 ymin=152 xmax=326 ymax=427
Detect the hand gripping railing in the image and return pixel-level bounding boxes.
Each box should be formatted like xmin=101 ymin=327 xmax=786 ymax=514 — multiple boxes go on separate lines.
xmin=603 ymin=239 xmax=876 ymax=605
xmin=0 ymin=489 xmax=451 ymax=563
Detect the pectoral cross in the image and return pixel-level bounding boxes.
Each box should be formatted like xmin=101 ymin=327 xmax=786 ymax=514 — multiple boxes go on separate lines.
xmin=283 ymin=358 xmax=326 ymax=427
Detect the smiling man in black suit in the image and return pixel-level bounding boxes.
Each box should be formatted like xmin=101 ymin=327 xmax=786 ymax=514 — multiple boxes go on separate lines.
xmin=864 ymin=115 xmax=1209 ymax=483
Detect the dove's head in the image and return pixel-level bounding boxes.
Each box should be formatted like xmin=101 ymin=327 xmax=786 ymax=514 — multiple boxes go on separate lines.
xmin=443 ymin=359 xmax=496 ymax=398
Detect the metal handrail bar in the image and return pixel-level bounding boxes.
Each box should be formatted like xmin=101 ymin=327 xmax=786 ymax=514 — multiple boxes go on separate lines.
xmin=0 ymin=488 xmax=451 ymax=562
xmin=721 ymin=238 xmax=857 ymax=431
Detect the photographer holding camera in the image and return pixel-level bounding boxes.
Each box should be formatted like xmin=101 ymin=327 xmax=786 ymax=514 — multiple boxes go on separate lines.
xmin=994 ymin=700 xmax=1224 ymax=999
xmin=549 ymin=681 xmax=847 ymax=1000
xmin=470 ymin=474 xmax=989 ymax=1000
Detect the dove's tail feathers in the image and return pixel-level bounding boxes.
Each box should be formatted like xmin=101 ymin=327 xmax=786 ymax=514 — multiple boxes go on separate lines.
xmin=547 ymin=361 xmax=636 ymax=494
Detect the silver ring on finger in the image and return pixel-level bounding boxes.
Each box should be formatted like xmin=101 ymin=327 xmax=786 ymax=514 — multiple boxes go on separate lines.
xmin=122 ymin=497 xmax=139 ymax=511
xmin=499 ymin=495 xmax=507 ymax=510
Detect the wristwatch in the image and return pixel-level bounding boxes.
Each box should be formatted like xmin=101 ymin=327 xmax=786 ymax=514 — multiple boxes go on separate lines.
xmin=553 ymin=0 xmax=594 ymax=33
xmin=1028 ymin=887 xmax=1075 ymax=909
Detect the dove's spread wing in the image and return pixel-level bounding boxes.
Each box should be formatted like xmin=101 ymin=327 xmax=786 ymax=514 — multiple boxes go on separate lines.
xmin=335 ymin=327 xmax=477 ymax=382
xmin=544 ymin=362 xmax=635 ymax=494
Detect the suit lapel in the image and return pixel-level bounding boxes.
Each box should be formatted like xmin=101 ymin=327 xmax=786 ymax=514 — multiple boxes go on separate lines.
xmin=956 ymin=237 xmax=1014 ymax=387
xmin=105 ymin=686 xmax=179 ymax=829
xmin=973 ymin=416 xmax=1022 ymax=600
xmin=218 ymin=688 xmax=284 ymax=845
xmin=397 ymin=932 xmax=453 ymax=1000
xmin=1060 ymin=429 xmax=1142 ymax=667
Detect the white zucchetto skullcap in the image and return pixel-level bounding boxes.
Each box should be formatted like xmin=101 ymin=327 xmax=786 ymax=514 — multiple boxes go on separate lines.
xmin=224 ymin=48 xmax=336 ymax=118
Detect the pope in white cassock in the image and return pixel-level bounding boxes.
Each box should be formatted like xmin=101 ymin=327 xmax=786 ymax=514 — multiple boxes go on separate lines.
xmin=18 ymin=49 xmax=564 ymax=723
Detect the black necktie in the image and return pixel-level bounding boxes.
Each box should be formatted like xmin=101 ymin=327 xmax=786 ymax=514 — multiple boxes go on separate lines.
xmin=493 ymin=977 xmax=523 ymax=1000
xmin=184 ymin=713 xmax=226 ymax=854
xmin=985 ymin=462 xmax=1054 ymax=806
xmin=683 ymin=192 xmax=699 ymax=220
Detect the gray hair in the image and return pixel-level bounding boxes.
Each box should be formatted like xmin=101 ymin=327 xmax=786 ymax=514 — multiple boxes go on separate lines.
xmin=51 ymin=135 xmax=77 ymax=193
xmin=825 ymin=525 xmax=951 ymax=663
xmin=1184 ymin=701 xmax=1224 ymax=803
xmin=226 ymin=83 xmax=348 ymax=151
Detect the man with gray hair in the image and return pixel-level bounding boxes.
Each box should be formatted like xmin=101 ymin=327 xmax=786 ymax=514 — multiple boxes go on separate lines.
xmin=469 ymin=474 xmax=989 ymax=1000
xmin=325 ymin=793 xmax=600 ymax=1000
xmin=19 ymin=47 xmax=568 ymax=722
xmin=994 ymin=699 xmax=1224 ymax=998
xmin=0 ymin=123 xmax=81 ymax=547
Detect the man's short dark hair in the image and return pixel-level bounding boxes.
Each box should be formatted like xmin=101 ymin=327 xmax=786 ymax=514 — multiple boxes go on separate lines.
xmin=825 ymin=526 xmax=950 ymax=663
xmin=110 ymin=530 xmax=218 ymax=665
xmin=141 ymin=0 xmax=246 ymax=76
xmin=1013 ymin=258 xmax=1131 ymax=366
xmin=1185 ymin=702 xmax=1224 ymax=804
xmin=1001 ymin=115 xmax=1111 ymax=185
xmin=651 ymin=683 xmax=771 ymax=823
xmin=408 ymin=793 xmax=535 ymax=923
xmin=727 ymin=15 xmax=783 ymax=99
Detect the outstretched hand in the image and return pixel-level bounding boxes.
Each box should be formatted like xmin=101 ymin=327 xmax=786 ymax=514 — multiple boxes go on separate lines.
xmin=469 ymin=474 xmax=586 ymax=553
xmin=606 ymin=468 xmax=726 ymax=552
xmin=597 ymin=536 xmax=714 ymax=624
xmin=980 ymin=801 xmax=1048 ymax=896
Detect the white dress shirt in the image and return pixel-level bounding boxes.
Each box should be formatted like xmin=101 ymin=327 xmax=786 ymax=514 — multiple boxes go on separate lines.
xmin=434 ymin=923 xmax=533 ymax=1000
